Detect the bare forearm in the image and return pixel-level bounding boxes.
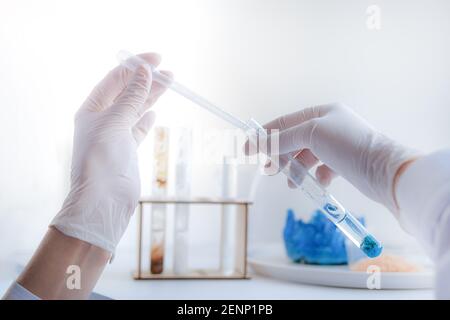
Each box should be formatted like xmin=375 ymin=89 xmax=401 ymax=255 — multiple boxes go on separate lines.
xmin=17 ymin=227 xmax=110 ymax=300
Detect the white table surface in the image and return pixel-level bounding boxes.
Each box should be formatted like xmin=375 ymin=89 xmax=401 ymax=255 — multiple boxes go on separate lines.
xmin=0 ymin=251 xmax=434 ymax=300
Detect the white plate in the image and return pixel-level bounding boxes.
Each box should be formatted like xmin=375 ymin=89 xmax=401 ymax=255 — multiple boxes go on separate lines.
xmin=248 ymin=244 xmax=434 ymax=289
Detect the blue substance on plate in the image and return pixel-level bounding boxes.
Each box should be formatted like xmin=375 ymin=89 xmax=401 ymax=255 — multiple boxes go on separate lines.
xmin=283 ymin=209 xmax=365 ymax=265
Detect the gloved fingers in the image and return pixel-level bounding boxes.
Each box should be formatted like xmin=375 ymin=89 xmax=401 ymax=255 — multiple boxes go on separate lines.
xmin=141 ymin=70 xmax=173 ymax=113
xmin=286 ymin=149 xmax=319 ymax=188
xmin=315 ymin=164 xmax=338 ymax=187
xmin=107 ymin=65 xmax=152 ymax=126
xmin=263 ymin=156 xmax=288 ymax=176
xmin=264 ymin=149 xmax=317 ymax=175
xmin=243 ymin=105 xmax=331 ymax=156
xmin=287 ymin=178 xmax=297 ymax=189
xmin=82 ymin=53 xmax=161 ymax=112
xmin=243 ymin=125 xmax=286 ymax=156
xmin=132 ymin=111 xmax=156 ymax=146
xmin=269 ymin=119 xmax=320 ymax=155
xmin=262 ymin=106 xmax=325 ymax=131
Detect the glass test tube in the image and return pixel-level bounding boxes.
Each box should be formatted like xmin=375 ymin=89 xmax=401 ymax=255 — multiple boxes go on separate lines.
xmin=220 ymin=156 xmax=238 ymax=275
xmin=246 ymin=118 xmax=382 ymax=258
xmin=150 ymin=127 xmax=170 ymax=274
xmin=173 ymin=128 xmax=192 ymax=275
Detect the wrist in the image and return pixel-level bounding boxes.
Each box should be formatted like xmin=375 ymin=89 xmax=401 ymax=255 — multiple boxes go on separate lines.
xmin=363 ymin=134 xmax=421 ymax=213
xmin=393 ymin=157 xmax=420 ymax=211
xmin=17 ymin=227 xmax=110 ymax=299
xmin=50 ymin=194 xmax=136 ymax=253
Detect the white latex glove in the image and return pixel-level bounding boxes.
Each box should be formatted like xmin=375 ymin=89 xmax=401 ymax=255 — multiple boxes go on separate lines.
xmin=253 ymin=103 xmax=419 ymax=213
xmin=51 ymin=53 xmax=172 ymax=253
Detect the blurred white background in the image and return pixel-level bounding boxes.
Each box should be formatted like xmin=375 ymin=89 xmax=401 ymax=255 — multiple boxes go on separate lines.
xmin=1 ymin=0 xmax=449 ymax=263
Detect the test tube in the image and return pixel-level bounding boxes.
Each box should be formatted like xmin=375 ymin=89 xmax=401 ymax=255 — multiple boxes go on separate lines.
xmin=220 ymin=156 xmax=238 ymax=275
xmin=150 ymin=127 xmax=170 ymax=274
xmin=173 ymin=128 xmax=192 ymax=275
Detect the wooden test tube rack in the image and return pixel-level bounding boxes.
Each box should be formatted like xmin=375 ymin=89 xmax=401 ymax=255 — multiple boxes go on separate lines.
xmin=134 ymin=196 xmax=252 ymax=280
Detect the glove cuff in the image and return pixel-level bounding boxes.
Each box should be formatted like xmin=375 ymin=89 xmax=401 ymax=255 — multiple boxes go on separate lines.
xmin=50 ymin=196 xmax=135 ymax=253
xmin=368 ymin=134 xmax=421 ymax=214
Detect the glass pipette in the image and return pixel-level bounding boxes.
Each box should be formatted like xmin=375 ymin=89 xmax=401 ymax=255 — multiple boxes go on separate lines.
xmin=117 ymin=51 xmax=383 ymax=258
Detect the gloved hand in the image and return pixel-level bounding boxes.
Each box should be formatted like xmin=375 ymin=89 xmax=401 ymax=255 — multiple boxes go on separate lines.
xmin=51 ymin=53 xmax=172 ymax=253
xmin=248 ymin=103 xmax=419 ymax=213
